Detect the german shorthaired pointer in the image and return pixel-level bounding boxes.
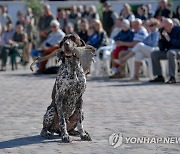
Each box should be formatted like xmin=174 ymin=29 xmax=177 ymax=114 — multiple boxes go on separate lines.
xmin=30 ymin=34 xmax=95 ymax=143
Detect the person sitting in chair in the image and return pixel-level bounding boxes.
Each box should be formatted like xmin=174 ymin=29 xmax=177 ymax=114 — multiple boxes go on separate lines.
xmin=31 ymin=20 xmax=65 ymax=73
xmin=109 ymin=19 xmax=134 ymax=78
xmin=150 ymin=18 xmax=180 ymax=84
xmin=0 ymin=22 xmax=14 ymax=71
xmin=2 ymin=22 xmax=27 ymax=70
xmin=113 ymin=18 xmax=160 ymax=80
xmin=111 ymin=19 xmax=148 ymax=78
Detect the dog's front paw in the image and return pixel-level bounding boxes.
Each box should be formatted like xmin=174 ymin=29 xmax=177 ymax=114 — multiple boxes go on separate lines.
xmin=40 ymin=129 xmax=53 ymax=139
xmin=62 ymin=134 xmax=71 ymax=143
xmin=80 ymin=132 xmax=92 ymax=141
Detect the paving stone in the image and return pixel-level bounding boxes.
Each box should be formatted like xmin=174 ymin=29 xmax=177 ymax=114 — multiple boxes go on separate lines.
xmin=0 ymin=67 xmax=180 ymax=154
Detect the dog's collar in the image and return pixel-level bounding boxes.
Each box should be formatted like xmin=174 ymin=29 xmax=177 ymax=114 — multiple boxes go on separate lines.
xmin=65 ymin=55 xmax=72 ymax=58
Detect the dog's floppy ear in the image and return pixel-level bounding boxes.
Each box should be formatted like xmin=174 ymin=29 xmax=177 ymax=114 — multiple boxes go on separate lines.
xmin=72 ymin=33 xmax=83 ymax=47
xmin=59 ymin=35 xmax=69 ymax=48
xmin=80 ymin=39 xmax=86 ymax=47
xmin=59 ymin=37 xmax=66 ymax=48
xmin=59 ymin=40 xmax=63 ymax=48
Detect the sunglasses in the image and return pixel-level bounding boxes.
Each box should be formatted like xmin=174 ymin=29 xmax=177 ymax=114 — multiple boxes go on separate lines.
xmin=149 ymin=24 xmax=156 ymax=27
xmin=51 ymin=25 xmax=56 ymax=28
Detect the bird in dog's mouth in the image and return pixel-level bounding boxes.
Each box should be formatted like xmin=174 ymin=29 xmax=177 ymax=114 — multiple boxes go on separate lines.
xmin=30 ymin=34 xmax=96 ymax=73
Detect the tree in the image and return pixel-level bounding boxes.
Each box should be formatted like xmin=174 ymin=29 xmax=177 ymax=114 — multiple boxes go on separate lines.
xmin=27 ymin=0 xmax=43 ymax=18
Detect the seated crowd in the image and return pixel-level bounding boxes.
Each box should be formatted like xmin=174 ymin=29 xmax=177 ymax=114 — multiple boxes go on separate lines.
xmin=109 ymin=0 xmax=180 ymax=84
xmin=0 ymin=0 xmax=179 ymax=84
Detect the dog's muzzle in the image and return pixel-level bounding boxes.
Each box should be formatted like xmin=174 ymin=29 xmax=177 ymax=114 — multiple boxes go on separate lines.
xmin=63 ymin=40 xmax=78 ymax=57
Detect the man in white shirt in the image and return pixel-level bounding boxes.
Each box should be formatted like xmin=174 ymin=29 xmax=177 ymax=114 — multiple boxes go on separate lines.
xmin=31 ymin=20 xmax=65 ymax=73
xmin=110 ymin=19 xmax=148 ymax=78
xmin=40 ymin=20 xmax=65 ymax=49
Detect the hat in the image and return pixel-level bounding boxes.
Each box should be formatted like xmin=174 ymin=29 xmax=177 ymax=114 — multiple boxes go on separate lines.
xmin=121 ymin=19 xmax=130 ymax=28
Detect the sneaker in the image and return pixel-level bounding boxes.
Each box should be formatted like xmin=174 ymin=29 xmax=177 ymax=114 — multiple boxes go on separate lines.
xmin=149 ymin=76 xmax=165 ymax=83
xmin=166 ymin=77 xmax=176 ymax=84
xmin=109 ymin=73 xmax=125 ymax=79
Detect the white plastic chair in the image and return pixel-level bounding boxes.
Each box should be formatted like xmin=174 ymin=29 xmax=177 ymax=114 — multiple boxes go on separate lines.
xmin=127 ymin=57 xmax=135 ymax=78
xmin=92 ymin=39 xmax=115 ymax=76
xmin=143 ymin=58 xmax=154 ymax=79
xmin=127 ymin=57 xmax=180 ymax=80
xmin=143 ymin=59 xmax=171 ymax=79
xmin=144 ymin=59 xmax=168 ymax=79
xmin=127 ymin=58 xmax=154 ymax=79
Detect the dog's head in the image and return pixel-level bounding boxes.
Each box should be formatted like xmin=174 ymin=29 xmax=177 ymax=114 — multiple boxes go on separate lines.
xmin=59 ymin=33 xmax=96 ymax=74
xmin=59 ymin=33 xmax=86 ymax=56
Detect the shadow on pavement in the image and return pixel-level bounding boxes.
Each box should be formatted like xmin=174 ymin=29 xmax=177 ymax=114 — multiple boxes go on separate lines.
xmin=106 ymin=81 xmax=180 ymax=87
xmin=2 ymin=73 xmax=56 ymax=79
xmin=107 ymin=82 xmax=164 ymax=87
xmin=2 ymin=73 xmax=180 ymax=86
xmin=0 ymin=135 xmax=61 ymax=149
xmin=87 ymin=76 xmax=180 ymax=86
xmin=87 ymin=76 xmax=123 ymax=82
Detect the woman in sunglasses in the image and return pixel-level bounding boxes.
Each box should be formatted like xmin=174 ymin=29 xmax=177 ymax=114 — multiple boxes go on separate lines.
xmin=114 ymin=18 xmax=159 ymax=80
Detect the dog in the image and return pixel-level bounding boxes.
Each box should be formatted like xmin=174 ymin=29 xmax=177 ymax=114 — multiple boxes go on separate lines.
xmin=30 ymin=34 xmax=95 ymax=142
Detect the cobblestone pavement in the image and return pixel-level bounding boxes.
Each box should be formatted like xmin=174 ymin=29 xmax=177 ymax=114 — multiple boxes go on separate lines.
xmin=0 ymin=67 xmax=180 ymax=154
